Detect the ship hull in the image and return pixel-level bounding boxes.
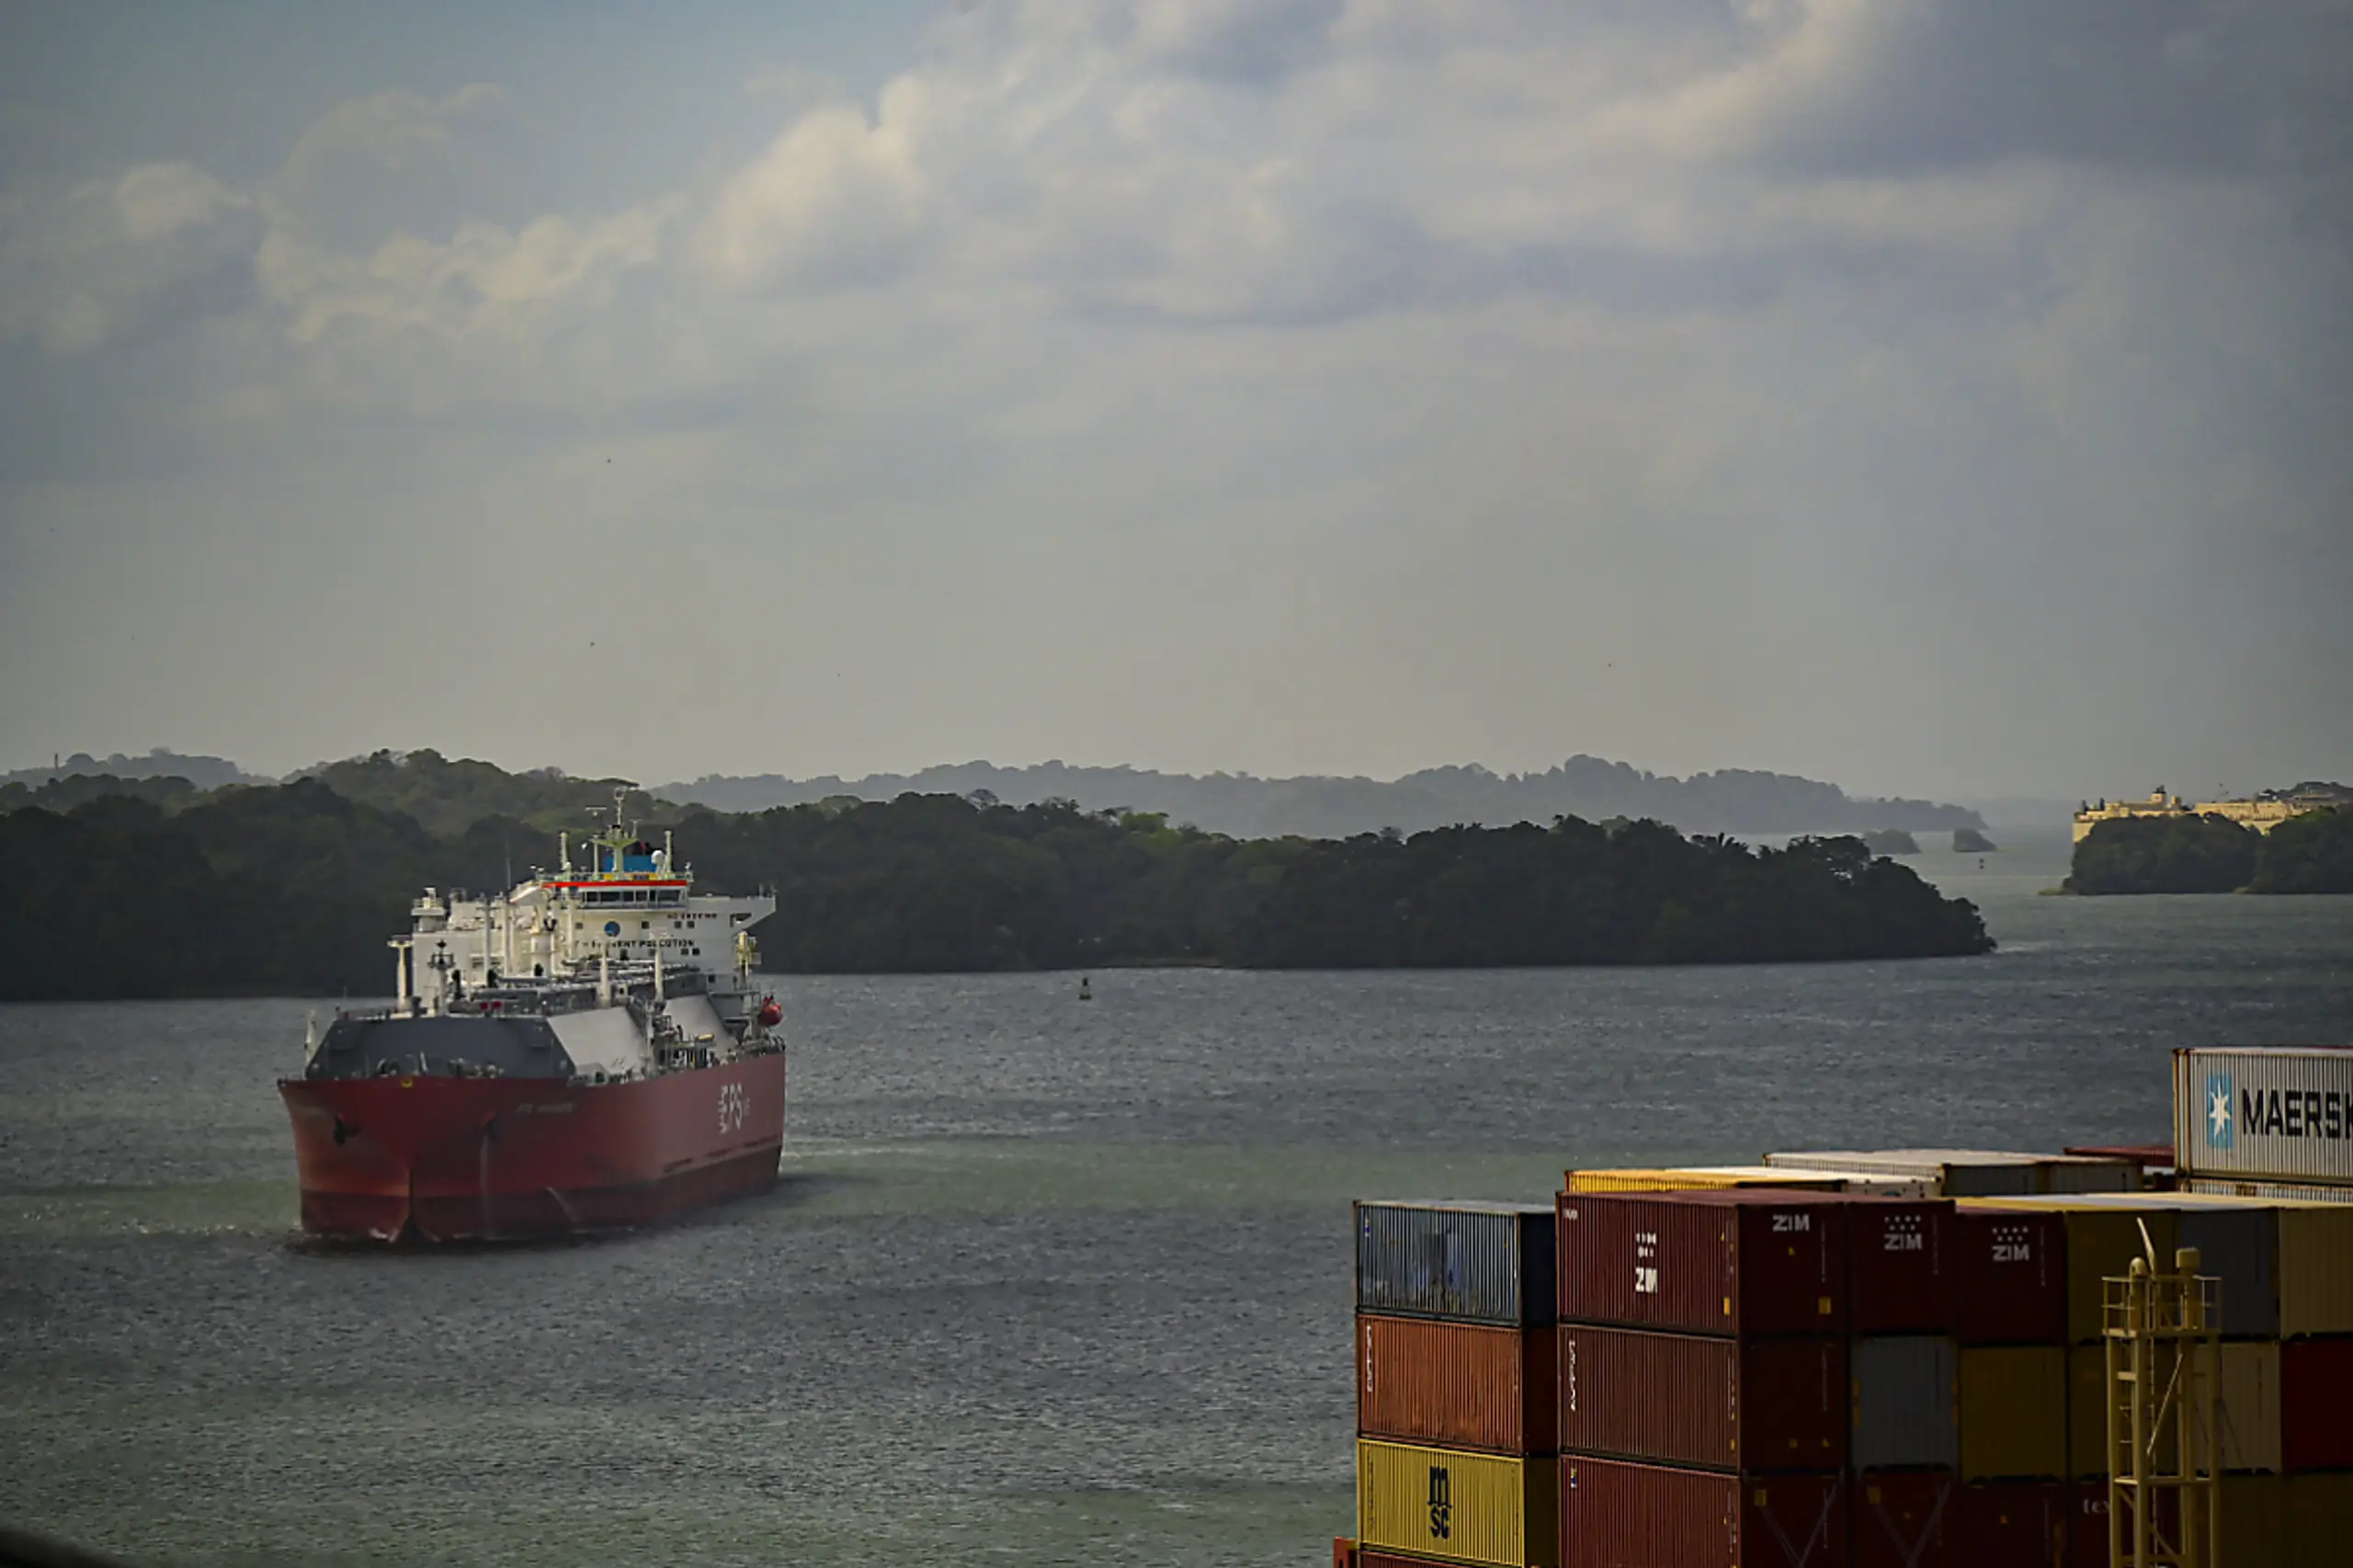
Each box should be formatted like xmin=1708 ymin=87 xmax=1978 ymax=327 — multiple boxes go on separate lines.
xmin=278 ymin=1053 xmax=788 ymax=1243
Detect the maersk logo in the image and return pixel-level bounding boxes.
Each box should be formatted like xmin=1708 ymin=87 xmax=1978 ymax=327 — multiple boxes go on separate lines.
xmin=2206 ymin=1072 xmax=2234 ymax=1149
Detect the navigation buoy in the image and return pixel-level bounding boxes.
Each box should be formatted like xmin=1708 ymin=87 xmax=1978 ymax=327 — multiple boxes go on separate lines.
xmin=756 ymin=996 xmax=783 ymax=1028
xmin=1078 ymin=977 xmax=1093 ymax=1001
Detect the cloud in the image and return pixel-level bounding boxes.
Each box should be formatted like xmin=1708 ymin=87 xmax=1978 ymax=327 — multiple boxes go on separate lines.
xmin=0 ymin=164 xmax=262 ymax=355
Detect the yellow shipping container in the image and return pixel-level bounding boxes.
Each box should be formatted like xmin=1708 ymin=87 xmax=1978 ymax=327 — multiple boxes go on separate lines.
xmin=1357 ymin=1440 xmax=1558 ymax=1568
xmin=2277 ymin=1206 xmax=2353 ymax=1337
xmin=2226 ymin=1473 xmax=2284 ymax=1568
xmin=2066 ymin=1342 xmax=2279 ymax=1477
xmin=1959 ymin=1345 xmax=2067 ymax=1481
xmin=2288 ymin=1471 xmax=2353 ymax=1568
xmin=1563 ymin=1166 xmax=1844 ymax=1193
xmin=1962 ymin=1199 xmax=2180 ymax=1344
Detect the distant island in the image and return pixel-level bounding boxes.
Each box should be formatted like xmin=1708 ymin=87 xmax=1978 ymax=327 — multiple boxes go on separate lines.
xmin=0 ymin=752 xmax=1994 ymax=999
xmin=1859 ymin=829 xmax=1920 ymax=856
xmin=2066 ymin=809 xmax=2352 ymax=894
xmin=1952 ymin=828 xmax=1998 ymax=854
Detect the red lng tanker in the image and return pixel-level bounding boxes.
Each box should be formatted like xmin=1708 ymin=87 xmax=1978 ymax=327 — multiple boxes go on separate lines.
xmin=281 ymin=791 xmax=788 ymax=1242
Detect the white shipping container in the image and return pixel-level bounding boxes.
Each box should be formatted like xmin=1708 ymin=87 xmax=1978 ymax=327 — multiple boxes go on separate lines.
xmin=2177 ymin=1176 xmax=2353 ymax=1204
xmin=2175 ymin=1047 xmax=2353 ymax=1185
xmin=1763 ymin=1149 xmax=2135 ymax=1196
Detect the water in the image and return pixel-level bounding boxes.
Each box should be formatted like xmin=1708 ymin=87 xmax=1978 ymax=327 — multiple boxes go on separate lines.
xmin=4 ymin=832 xmax=2347 ymax=1566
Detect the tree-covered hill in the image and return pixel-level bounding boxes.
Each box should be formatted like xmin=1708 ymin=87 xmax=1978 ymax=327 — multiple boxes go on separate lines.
xmin=0 ymin=781 xmax=1994 ymax=999
xmin=2066 ymin=810 xmax=2352 ymax=894
xmin=292 ymin=749 xmax=676 ymax=837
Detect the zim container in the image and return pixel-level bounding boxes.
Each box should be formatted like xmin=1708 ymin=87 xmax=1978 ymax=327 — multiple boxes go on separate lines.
xmin=1555 ymin=1189 xmax=1847 ymax=1336
xmin=1356 ymin=1439 xmax=1557 ymax=1568
xmin=1850 ymin=1335 xmax=1958 ymax=1471
xmin=1556 ymin=1457 xmax=1848 ymax=1568
xmin=2281 ymin=1336 xmax=2353 ymax=1471
xmin=1951 ymin=1207 xmax=2067 ymax=1346
xmin=2174 ymin=1045 xmax=2353 ymax=1185
xmin=1960 ymin=1199 xmax=2179 ymax=1345
xmin=1357 ymin=1314 xmax=1556 ymax=1456
xmin=1847 ymin=1198 xmax=1957 ymax=1335
xmin=1357 ymin=1200 xmax=1556 ymax=1327
xmin=1957 ymin=1346 xmax=2067 ymax=1482
xmin=1556 ymin=1324 xmax=1847 ymax=1472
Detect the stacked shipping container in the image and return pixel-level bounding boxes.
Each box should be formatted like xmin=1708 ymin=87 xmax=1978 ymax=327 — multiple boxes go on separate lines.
xmin=1353 ymin=1201 xmax=1560 ymax=1568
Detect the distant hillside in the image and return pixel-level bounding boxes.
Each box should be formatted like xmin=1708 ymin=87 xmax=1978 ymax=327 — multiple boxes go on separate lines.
xmin=658 ymin=756 xmax=1984 ymax=838
xmin=290 ymin=749 xmax=677 ymax=837
xmin=2 ymin=749 xmax=258 ymax=790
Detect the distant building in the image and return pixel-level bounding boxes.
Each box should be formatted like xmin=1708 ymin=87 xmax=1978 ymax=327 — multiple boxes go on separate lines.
xmin=2073 ymin=784 xmax=2351 ymax=842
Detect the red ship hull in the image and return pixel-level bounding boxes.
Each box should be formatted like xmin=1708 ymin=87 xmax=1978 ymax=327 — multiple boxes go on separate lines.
xmin=279 ymin=1053 xmax=788 ymax=1242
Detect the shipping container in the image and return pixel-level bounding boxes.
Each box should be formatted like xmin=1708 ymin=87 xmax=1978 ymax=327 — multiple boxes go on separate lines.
xmin=2036 ymin=1153 xmax=2146 ymax=1194
xmin=2062 ymin=1341 xmax=2277 ymax=1478
xmin=2175 ymin=1045 xmax=2353 ymax=1185
xmin=1333 ymin=1537 xmax=1357 ymax=1568
xmin=2179 ymin=1174 xmax=2353 ymax=1204
xmin=2152 ymin=1195 xmax=2353 ymax=1337
xmin=2006 ymin=1192 xmax=2280 ymax=1338
xmin=1961 ymin=1199 xmax=2180 ymax=1344
xmin=1851 ymin=1471 xmax=1953 ymax=1568
xmin=1556 ymin=1456 xmax=1848 ymax=1568
xmin=1555 ymin=1189 xmax=1847 ymax=1336
xmin=2070 ymin=1481 xmax=2199 ymax=1568
xmin=1556 ymin=1324 xmax=1846 ymax=1472
xmin=1357 ymin=1201 xmax=1556 ymax=1327
xmin=1357 ymin=1314 xmax=1556 ymax=1456
xmin=2288 ymin=1471 xmax=2353 ymax=1568
xmin=1563 ymin=1166 xmax=1848 ymax=1194
xmin=1764 ymin=1149 xmax=2137 ymax=1196
xmin=1847 ymin=1198 xmax=1957 ymax=1335
xmin=1958 ymin=1346 xmax=2067 ymax=1481
xmin=1958 ymin=1480 xmax=2065 ymax=1567
xmin=1357 ymin=1439 xmax=1558 ymax=1568
xmin=2280 ymin=1337 xmax=2353 ymax=1471
xmin=1851 ymin=1335 xmax=1958 ymax=1471
xmin=1952 ymin=1207 xmax=2067 ymax=1346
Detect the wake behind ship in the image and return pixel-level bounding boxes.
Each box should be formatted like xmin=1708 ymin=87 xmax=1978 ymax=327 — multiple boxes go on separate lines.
xmin=280 ymin=792 xmax=787 ymax=1242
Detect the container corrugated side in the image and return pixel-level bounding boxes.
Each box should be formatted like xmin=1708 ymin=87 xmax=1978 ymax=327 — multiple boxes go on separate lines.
xmin=2060 ymin=1344 xmax=2275 ymax=1479
xmin=1564 ymin=1166 xmax=1846 ymax=1194
xmin=1357 ymin=1439 xmax=1557 ymax=1568
xmin=1851 ymin=1335 xmax=1957 ymax=1471
xmin=1556 ymin=1457 xmax=1847 ymax=1568
xmin=1847 ymin=1199 xmax=1957 ymax=1335
xmin=1951 ymin=1208 xmax=2067 ymax=1346
xmin=2031 ymin=1154 xmax=2143 ymax=1194
xmin=1357 ymin=1314 xmax=1555 ymax=1456
xmin=2069 ymin=1480 xmax=2184 ymax=1568
xmin=2289 ymin=1472 xmax=2353 ymax=1568
xmin=1555 ymin=1190 xmax=1847 ymax=1337
xmin=1961 ymin=1199 xmax=2179 ymax=1345
xmin=1852 ymin=1471 xmax=1952 ymax=1568
xmin=2014 ymin=1193 xmax=2280 ymax=1339
xmin=1556 ymin=1324 xmax=1847 ymax=1473
xmin=1957 ymin=1346 xmax=2066 ymax=1481
xmin=1357 ymin=1201 xmax=1555 ymax=1327
xmin=2178 ymin=1174 xmax=2353 ymax=1203
xmin=2280 ymin=1338 xmax=2353 ymax=1471
xmin=2175 ymin=1046 xmax=2353 ymax=1184
xmin=1766 ymin=1149 xmax=2044 ymax=1196
xmin=1959 ymin=1481 xmax=2065 ymax=1568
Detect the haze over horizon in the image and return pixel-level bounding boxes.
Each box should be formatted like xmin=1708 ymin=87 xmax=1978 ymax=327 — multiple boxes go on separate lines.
xmin=4 ymin=4 xmax=2348 ymax=803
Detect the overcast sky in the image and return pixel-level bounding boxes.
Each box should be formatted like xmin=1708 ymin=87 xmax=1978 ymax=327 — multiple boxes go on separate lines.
xmin=2 ymin=1 xmax=2347 ymax=801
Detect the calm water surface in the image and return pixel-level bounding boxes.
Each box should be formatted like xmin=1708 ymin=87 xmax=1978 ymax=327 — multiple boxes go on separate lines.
xmin=3 ymin=832 xmax=2347 ymax=1565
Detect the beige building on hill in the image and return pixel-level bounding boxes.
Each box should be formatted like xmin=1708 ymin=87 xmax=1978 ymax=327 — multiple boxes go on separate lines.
xmin=2073 ymin=786 xmax=2349 ymax=842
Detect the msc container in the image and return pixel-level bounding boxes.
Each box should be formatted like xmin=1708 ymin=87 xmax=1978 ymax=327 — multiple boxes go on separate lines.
xmin=1957 ymin=1346 xmax=2067 ymax=1481
xmin=1555 ymin=1324 xmax=1846 ymax=1472
xmin=1847 ymin=1199 xmax=1957 ymax=1335
xmin=1356 ymin=1439 xmax=1557 ymax=1568
xmin=1556 ymin=1457 xmax=1848 ymax=1568
xmin=2175 ymin=1045 xmax=2353 ymax=1184
xmin=1563 ymin=1166 xmax=1847 ymax=1194
xmin=1356 ymin=1201 xmax=1556 ymax=1327
xmin=2280 ymin=1337 xmax=2353 ymax=1471
xmin=1851 ymin=1335 xmax=1958 ymax=1471
xmin=1951 ymin=1207 xmax=2067 ymax=1346
xmin=1357 ymin=1314 xmax=1556 ymax=1456
xmin=1554 ymin=1190 xmax=1847 ymax=1336
xmin=1961 ymin=1199 xmax=2179 ymax=1345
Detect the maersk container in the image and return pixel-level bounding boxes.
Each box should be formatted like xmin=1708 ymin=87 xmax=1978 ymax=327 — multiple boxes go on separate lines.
xmin=1957 ymin=1346 xmax=2067 ymax=1481
xmin=1847 ymin=1198 xmax=1957 ymax=1335
xmin=1356 ymin=1200 xmax=1556 ymax=1327
xmin=1556 ymin=1324 xmax=1847 ymax=1473
xmin=2178 ymin=1174 xmax=2353 ymax=1204
xmin=1555 ymin=1189 xmax=1847 ymax=1337
xmin=2175 ymin=1045 xmax=2353 ymax=1185
xmin=1851 ymin=1335 xmax=1958 ymax=1471
xmin=1951 ymin=1207 xmax=2067 ymax=1346
xmin=1357 ymin=1314 xmax=1556 ymax=1456
xmin=1357 ymin=1438 xmax=1558 ymax=1568
xmin=1961 ymin=1199 xmax=2179 ymax=1345
xmin=1557 ymin=1457 xmax=1848 ymax=1568
xmin=2281 ymin=1337 xmax=2353 ymax=1471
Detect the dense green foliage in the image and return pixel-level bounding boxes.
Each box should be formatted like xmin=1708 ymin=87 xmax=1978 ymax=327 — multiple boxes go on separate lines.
xmin=293 ymin=749 xmax=672 ymax=837
xmin=0 ymin=773 xmax=204 ymax=814
xmin=2066 ymin=812 xmax=2353 ymax=894
xmin=0 ymin=778 xmax=1993 ymax=998
xmin=2244 ymin=810 xmax=2353 ymax=893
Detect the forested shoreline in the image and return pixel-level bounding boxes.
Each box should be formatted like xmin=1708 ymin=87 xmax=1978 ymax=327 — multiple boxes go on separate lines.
xmin=0 ymin=757 xmax=1995 ymax=1000
xmin=2066 ymin=811 xmax=2353 ymax=894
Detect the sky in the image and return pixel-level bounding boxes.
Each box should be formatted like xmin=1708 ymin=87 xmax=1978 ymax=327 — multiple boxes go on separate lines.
xmin=2 ymin=1 xmax=2347 ymax=801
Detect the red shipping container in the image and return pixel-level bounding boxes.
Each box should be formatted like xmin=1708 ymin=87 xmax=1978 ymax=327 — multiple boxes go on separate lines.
xmin=1357 ymin=1313 xmax=1557 ymax=1455
xmin=1556 ymin=1189 xmax=1849 ymax=1336
xmin=1847 ymin=1198 xmax=1957 ymax=1335
xmin=2282 ymin=1337 xmax=2353 ymax=1471
xmin=1557 ymin=1324 xmax=1847 ymax=1472
xmin=1961 ymin=1481 xmax=2065 ymax=1567
xmin=1558 ymin=1456 xmax=1848 ymax=1568
xmin=1953 ymin=1208 xmax=2066 ymax=1346
xmin=1332 ymin=1539 xmax=1357 ymax=1568
xmin=2070 ymin=1480 xmax=2177 ymax=1568
xmin=1852 ymin=1470 xmax=1953 ymax=1568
